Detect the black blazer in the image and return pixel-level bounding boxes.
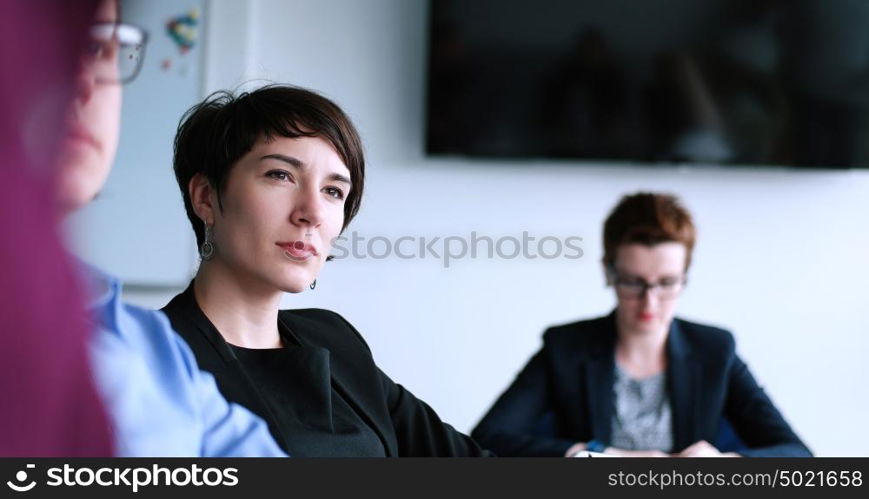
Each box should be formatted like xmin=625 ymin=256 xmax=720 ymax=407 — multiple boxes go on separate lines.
xmin=162 ymin=284 xmax=489 ymax=457
xmin=471 ymin=313 xmax=811 ymax=457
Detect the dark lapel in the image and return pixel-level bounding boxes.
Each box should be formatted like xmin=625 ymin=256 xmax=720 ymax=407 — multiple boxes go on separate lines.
xmin=162 ymin=283 xmax=276 ymax=431
xmin=666 ymin=319 xmax=701 ymax=451
xmin=277 ymin=312 xmax=398 ymax=457
xmin=583 ymin=313 xmax=617 ymax=443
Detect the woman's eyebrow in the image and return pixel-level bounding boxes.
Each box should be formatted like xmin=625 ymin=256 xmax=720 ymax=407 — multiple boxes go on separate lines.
xmin=329 ymin=173 xmax=351 ymax=186
xmin=261 ymin=153 xmax=351 ymax=186
xmin=260 ymin=153 xmax=303 ymax=167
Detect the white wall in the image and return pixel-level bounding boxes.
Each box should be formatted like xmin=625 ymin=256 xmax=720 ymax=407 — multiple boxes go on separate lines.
xmin=68 ymin=0 xmax=203 ymax=286
xmin=127 ymin=0 xmax=869 ymax=456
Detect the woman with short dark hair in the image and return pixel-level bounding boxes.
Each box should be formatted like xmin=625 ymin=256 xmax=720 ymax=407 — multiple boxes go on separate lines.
xmin=163 ymin=85 xmax=488 ymax=457
xmin=472 ymin=192 xmax=811 ymax=457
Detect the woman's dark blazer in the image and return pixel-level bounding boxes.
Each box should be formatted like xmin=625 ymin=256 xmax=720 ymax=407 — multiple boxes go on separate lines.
xmin=471 ymin=312 xmax=811 ymax=457
xmin=162 ymin=284 xmax=489 ymax=457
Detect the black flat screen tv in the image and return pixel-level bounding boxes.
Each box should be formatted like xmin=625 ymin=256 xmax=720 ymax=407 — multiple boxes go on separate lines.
xmin=426 ymin=0 xmax=869 ymax=168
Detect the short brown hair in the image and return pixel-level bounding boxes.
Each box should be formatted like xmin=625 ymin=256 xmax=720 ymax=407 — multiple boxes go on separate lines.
xmin=173 ymin=85 xmax=365 ymax=247
xmin=602 ymin=192 xmax=696 ymax=270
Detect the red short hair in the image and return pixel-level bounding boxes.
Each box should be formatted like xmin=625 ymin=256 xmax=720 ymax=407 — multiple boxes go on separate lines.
xmin=603 ymin=192 xmax=696 ymax=270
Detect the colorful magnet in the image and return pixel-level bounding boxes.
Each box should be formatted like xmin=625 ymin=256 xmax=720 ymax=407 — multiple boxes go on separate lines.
xmin=166 ymin=7 xmax=199 ymax=54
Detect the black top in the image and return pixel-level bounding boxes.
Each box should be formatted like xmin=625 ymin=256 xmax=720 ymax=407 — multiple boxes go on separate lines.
xmin=227 ymin=341 xmax=384 ymax=456
xmin=162 ymin=282 xmax=489 ymax=457
xmin=471 ymin=312 xmax=812 ymax=457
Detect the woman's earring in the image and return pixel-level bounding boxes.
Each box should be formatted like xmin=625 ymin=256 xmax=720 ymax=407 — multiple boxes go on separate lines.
xmin=309 ymin=280 xmax=317 ymax=290
xmin=200 ymin=222 xmax=215 ymax=261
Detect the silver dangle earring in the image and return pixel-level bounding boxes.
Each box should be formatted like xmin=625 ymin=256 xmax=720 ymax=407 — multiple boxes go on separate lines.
xmin=200 ymin=222 xmax=215 ymax=261
xmin=309 ymin=280 xmax=317 ymax=290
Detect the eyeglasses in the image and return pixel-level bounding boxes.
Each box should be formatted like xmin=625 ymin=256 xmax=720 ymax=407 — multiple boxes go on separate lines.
xmin=608 ymin=268 xmax=686 ymax=300
xmin=84 ymin=22 xmax=149 ymax=84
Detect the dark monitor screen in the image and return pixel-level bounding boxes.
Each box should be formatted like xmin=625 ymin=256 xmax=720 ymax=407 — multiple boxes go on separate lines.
xmin=426 ymin=0 xmax=869 ymax=168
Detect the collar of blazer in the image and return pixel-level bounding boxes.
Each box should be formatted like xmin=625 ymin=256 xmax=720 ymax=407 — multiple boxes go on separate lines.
xmin=582 ymin=310 xmax=694 ymax=361
xmin=165 ymin=283 xmax=397 ymax=455
xmin=274 ymin=309 xmax=398 ymax=456
xmin=170 ymin=282 xmax=242 ymax=365
xmin=582 ymin=310 xmax=700 ymax=449
xmin=182 ymin=284 xmax=402 ymax=455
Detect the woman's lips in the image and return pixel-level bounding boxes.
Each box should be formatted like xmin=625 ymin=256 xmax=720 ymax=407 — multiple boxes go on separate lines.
xmin=277 ymin=241 xmax=318 ymax=261
xmin=638 ymin=312 xmax=655 ymax=322
xmin=62 ymin=124 xmax=100 ymax=151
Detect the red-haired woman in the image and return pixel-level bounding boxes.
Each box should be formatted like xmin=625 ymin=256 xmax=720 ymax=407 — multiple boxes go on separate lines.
xmin=472 ymin=192 xmax=810 ymax=457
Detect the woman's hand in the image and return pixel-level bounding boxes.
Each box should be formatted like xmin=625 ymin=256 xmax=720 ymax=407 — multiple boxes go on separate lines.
xmin=605 ymin=447 xmax=669 ymax=457
xmin=564 ymin=442 xmax=587 ymax=457
xmin=566 ymin=442 xmax=669 ymax=457
xmin=673 ymin=440 xmax=739 ymax=457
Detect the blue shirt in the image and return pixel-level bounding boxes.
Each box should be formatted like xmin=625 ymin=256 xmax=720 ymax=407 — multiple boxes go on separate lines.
xmin=85 ymin=266 xmax=286 ymax=457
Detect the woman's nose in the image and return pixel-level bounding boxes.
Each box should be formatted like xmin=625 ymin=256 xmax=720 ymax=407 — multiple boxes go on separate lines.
xmin=74 ymin=60 xmax=96 ymax=105
xmin=640 ymin=286 xmax=660 ymax=304
xmin=291 ymin=188 xmax=325 ymax=227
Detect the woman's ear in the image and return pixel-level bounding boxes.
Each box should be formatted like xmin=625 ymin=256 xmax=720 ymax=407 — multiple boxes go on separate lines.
xmin=189 ymin=173 xmax=216 ymax=224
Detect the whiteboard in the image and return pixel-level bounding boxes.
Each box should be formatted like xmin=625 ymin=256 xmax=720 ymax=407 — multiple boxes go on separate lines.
xmin=69 ymin=0 xmax=205 ymax=286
